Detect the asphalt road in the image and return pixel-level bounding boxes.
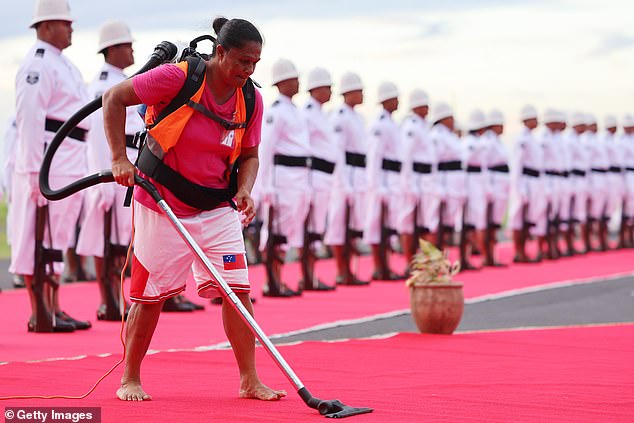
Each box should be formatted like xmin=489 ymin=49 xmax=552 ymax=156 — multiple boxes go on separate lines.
xmin=270 ymin=276 xmax=634 ymax=344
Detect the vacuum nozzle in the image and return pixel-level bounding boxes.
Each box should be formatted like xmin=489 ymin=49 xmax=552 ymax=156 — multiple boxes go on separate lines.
xmin=298 ymin=388 xmax=373 ymax=419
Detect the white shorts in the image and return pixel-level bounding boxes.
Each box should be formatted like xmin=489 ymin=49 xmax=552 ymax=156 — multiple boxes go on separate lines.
xmin=307 ymin=189 xmax=330 ymax=236
xmin=9 ymin=173 xmax=83 ymax=276
xmin=363 ymin=191 xmax=399 ymax=245
xmin=130 ymin=202 xmax=249 ymax=303
xmin=324 ymin=190 xmax=365 ymax=246
xmin=76 ymin=185 xmax=132 ymax=257
xmin=259 ymin=189 xmax=311 ymax=251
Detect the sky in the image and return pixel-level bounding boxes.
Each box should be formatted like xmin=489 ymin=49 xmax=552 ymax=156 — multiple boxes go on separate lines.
xmin=1 ymin=0 xmax=633 ymax=137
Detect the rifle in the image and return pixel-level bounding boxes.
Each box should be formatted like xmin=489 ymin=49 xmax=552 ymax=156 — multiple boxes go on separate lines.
xmin=32 ymin=205 xmax=63 ymax=332
xmin=458 ymin=199 xmax=469 ymax=264
xmin=378 ymin=200 xmax=392 ymax=279
xmin=300 ymin=204 xmax=315 ymax=292
xmin=100 ymin=207 xmax=127 ymax=320
xmin=263 ymin=203 xmax=289 ymax=296
xmin=437 ymin=200 xmax=446 ymax=250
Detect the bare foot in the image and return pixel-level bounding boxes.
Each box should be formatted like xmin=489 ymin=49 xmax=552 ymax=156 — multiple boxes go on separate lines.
xmin=117 ymin=381 xmax=152 ymax=401
xmin=240 ymin=381 xmax=287 ymax=401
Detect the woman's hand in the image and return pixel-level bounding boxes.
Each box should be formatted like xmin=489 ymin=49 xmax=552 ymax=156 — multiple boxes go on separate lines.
xmin=112 ymin=157 xmax=136 ymax=187
xmin=235 ymin=188 xmax=255 ymax=225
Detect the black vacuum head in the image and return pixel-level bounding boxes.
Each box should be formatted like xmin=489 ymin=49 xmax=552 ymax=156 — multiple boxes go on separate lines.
xmin=319 ymin=399 xmax=373 ymax=419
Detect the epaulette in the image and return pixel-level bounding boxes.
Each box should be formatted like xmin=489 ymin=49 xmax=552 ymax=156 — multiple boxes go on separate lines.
xmin=35 ymin=48 xmax=45 ymax=58
xmin=99 ymin=71 xmax=108 ymax=81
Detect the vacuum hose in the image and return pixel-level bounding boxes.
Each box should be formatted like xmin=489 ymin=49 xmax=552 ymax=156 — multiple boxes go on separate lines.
xmin=39 ymin=41 xmax=178 ymax=201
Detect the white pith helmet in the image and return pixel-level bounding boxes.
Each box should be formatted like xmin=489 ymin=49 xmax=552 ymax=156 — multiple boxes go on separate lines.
xmin=98 ymin=20 xmax=133 ymax=53
xmin=431 ymin=102 xmax=453 ymax=123
xmin=306 ymin=67 xmax=332 ymax=91
xmin=409 ymin=89 xmax=429 ymax=109
xmin=271 ymin=58 xmax=299 ymax=86
xmin=30 ymin=0 xmax=73 ymax=28
xmin=377 ymin=81 xmax=399 ymax=103
xmin=340 ymin=72 xmax=363 ymax=94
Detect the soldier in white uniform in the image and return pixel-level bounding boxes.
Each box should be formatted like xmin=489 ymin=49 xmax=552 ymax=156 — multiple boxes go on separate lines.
xmin=483 ymin=109 xmax=510 ymax=266
xmin=323 ymin=72 xmax=369 ymax=286
xmin=300 ymin=67 xmax=337 ymax=291
xmin=74 ymin=21 xmax=142 ymax=320
xmin=621 ymin=114 xmax=634 ymax=247
xmin=10 ymin=0 xmax=90 ymax=332
xmin=566 ymin=112 xmax=591 ymax=253
xmin=603 ymin=115 xmax=624 ymax=249
xmin=461 ymin=109 xmax=488 ymax=269
xmin=364 ymin=81 xmax=402 ymax=280
xmin=398 ymin=89 xmax=438 ymax=269
xmin=540 ymin=109 xmax=566 ymax=259
xmin=583 ymin=114 xmax=610 ymax=251
xmin=259 ymin=59 xmax=311 ymax=296
xmin=509 ymin=105 xmax=544 ymax=262
xmin=431 ymin=103 xmax=469 ymax=265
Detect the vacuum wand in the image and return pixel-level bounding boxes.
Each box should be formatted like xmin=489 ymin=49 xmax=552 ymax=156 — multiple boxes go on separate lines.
xmin=142 ymin=177 xmax=372 ymax=418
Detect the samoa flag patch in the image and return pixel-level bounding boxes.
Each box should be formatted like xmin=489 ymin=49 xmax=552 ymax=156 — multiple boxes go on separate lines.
xmin=222 ymin=254 xmax=246 ymax=270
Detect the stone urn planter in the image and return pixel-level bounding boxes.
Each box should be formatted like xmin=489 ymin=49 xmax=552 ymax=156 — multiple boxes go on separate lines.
xmin=406 ymin=240 xmax=464 ymax=334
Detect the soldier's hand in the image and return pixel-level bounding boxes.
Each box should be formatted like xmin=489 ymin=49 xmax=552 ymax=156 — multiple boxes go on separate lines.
xmin=112 ymin=157 xmax=136 ymax=187
xmin=28 ymin=172 xmax=47 ymax=207
xmin=235 ymin=189 xmax=255 ymax=225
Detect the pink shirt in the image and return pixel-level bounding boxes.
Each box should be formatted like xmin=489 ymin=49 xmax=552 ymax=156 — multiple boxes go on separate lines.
xmin=132 ymin=63 xmax=263 ymax=216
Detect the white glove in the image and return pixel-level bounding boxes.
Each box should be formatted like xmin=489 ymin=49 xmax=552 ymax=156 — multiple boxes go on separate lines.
xmin=97 ymin=184 xmax=116 ymax=211
xmin=28 ymin=173 xmax=47 ymax=207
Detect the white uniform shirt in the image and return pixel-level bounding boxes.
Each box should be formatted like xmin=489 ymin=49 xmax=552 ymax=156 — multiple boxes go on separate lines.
xmin=511 ymin=126 xmax=543 ymax=197
xmin=14 ymin=40 xmax=89 ymax=176
xmin=86 ymin=63 xmax=144 ymax=173
xmin=259 ymin=95 xmax=311 ymax=191
xmin=367 ymin=109 xmax=402 ymax=194
xmin=329 ymin=103 xmax=368 ymax=193
xmin=566 ymin=131 xmax=590 ymax=194
xmin=433 ymin=123 xmax=466 ymax=199
xmin=400 ymin=114 xmax=438 ymax=196
xmin=2 ymin=117 xmax=17 ymax=197
xmin=302 ymin=97 xmax=339 ymax=192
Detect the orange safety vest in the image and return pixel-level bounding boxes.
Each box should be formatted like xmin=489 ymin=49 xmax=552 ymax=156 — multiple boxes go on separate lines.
xmin=145 ymin=59 xmax=246 ymax=170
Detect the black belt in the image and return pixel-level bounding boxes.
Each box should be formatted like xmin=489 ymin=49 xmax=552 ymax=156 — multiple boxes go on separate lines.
xmin=571 ymin=169 xmax=586 ymax=177
xmin=522 ymin=167 xmax=540 ymax=177
xmin=44 ymin=118 xmax=87 ymax=142
xmin=382 ymin=158 xmax=402 ymax=172
xmin=274 ymin=154 xmax=309 ymax=167
xmin=413 ymin=162 xmax=432 ymax=174
xmin=562 ymin=170 xmax=570 ymax=178
xmin=545 ymin=170 xmax=563 ymax=177
xmin=466 ymin=165 xmax=481 ymax=173
xmin=137 ymin=145 xmax=236 ymax=211
xmin=125 ymin=134 xmax=138 ymax=150
xmin=438 ymin=161 xmax=461 ymax=171
xmin=609 ymin=166 xmax=622 ymax=173
xmin=627 ymin=167 xmax=634 ymax=172
xmin=345 ymin=152 xmax=366 ymax=168
xmin=311 ymin=157 xmax=335 ymax=174
xmin=591 ymin=168 xmax=607 ymax=173
xmin=488 ymin=164 xmax=510 ymax=173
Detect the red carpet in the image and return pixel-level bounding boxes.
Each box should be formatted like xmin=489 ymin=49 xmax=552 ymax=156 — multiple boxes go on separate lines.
xmin=1 ymin=324 xmax=633 ymax=422
xmin=1 ymin=246 xmax=633 ymax=363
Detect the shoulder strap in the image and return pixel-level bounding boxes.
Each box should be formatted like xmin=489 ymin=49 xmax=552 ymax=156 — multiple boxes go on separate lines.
xmin=241 ymin=78 xmax=256 ymax=127
xmin=152 ymin=56 xmax=206 ymax=127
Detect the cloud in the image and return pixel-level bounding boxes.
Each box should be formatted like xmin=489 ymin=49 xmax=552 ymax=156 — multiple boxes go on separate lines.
xmin=588 ymin=32 xmax=634 ymax=57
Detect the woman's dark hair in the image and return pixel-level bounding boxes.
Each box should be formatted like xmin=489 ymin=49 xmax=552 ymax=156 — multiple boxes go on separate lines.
xmin=212 ymin=17 xmax=263 ymax=53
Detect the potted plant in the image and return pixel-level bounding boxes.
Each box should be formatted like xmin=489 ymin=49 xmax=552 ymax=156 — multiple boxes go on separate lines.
xmin=406 ymin=240 xmax=464 ymax=334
